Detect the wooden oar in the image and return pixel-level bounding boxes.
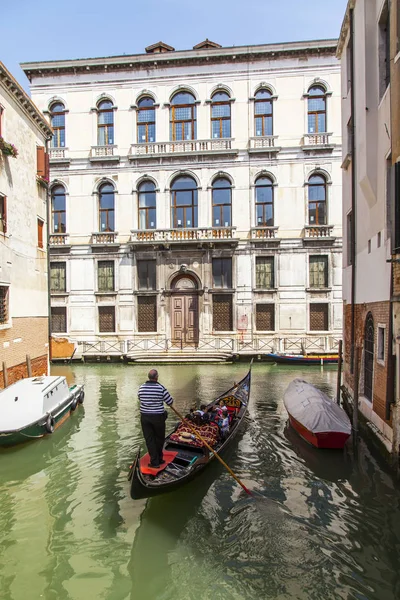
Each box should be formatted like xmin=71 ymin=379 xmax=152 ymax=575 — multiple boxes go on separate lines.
xmin=169 ymin=404 xmax=253 ymax=497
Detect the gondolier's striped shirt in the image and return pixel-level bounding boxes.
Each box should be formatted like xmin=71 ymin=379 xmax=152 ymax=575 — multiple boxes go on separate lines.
xmin=138 ymin=381 xmax=174 ymax=414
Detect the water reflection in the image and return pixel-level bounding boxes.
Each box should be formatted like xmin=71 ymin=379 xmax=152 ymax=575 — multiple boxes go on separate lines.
xmin=0 ymin=363 xmax=400 ymax=600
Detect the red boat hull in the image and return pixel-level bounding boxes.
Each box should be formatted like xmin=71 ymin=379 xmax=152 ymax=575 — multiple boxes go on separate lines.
xmin=288 ymin=415 xmax=350 ymax=449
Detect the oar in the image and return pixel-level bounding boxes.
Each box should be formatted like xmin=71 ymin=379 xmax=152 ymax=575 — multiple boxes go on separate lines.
xmin=169 ymin=404 xmax=253 ymax=497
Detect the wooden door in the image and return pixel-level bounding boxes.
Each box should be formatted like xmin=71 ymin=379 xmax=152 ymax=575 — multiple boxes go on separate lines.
xmin=172 ymin=295 xmax=198 ymax=346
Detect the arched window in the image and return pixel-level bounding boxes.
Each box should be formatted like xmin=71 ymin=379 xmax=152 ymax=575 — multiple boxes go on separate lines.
xmin=97 ymin=100 xmax=114 ymax=146
xmin=171 ymin=176 xmax=198 ymax=228
xmin=254 ymin=89 xmax=273 ymax=137
xmin=51 ymin=185 xmax=66 ymax=233
xmin=307 ymin=85 xmax=327 ymax=133
xmin=138 ymin=181 xmax=156 ymax=230
xmin=170 ymin=92 xmax=196 ymax=141
xmin=212 ymin=177 xmax=232 ymax=227
xmin=255 ymin=176 xmax=274 ymax=226
xmin=50 ymin=102 xmax=66 ymax=148
xmin=137 ymin=97 xmax=155 ymax=143
xmin=308 ymin=174 xmax=327 ymax=225
xmin=99 ymin=183 xmax=115 ymax=232
xmin=364 ymin=313 xmax=374 ymax=401
xmin=211 ymin=91 xmax=231 ymax=139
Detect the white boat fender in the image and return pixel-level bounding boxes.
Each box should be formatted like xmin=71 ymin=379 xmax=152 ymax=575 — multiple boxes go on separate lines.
xmin=45 ymin=414 xmax=55 ymax=434
xmin=78 ymin=390 xmax=85 ymax=404
xmin=70 ymin=397 xmax=78 ymax=412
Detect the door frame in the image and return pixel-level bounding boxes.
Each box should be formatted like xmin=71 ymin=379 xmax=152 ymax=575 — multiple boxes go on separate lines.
xmin=169 ymin=273 xmax=200 ymax=347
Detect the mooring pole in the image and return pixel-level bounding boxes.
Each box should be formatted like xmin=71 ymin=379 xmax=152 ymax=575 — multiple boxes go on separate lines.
xmin=336 ymin=340 xmax=343 ymax=405
xmin=2 ymin=362 xmax=8 ymax=388
xmin=26 ymin=354 xmax=32 ymax=377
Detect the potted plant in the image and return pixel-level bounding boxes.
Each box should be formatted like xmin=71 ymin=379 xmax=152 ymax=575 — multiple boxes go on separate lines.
xmin=0 ymin=137 xmax=18 ymax=158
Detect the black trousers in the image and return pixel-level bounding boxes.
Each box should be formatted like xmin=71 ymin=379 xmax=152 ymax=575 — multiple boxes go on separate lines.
xmin=140 ymin=412 xmax=166 ymax=465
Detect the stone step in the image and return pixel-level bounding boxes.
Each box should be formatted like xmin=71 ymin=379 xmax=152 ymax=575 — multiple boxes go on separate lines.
xmin=127 ymin=351 xmax=232 ymax=363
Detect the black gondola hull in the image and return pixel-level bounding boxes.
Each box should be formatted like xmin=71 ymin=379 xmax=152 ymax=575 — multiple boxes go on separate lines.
xmin=129 ymin=368 xmax=251 ymax=500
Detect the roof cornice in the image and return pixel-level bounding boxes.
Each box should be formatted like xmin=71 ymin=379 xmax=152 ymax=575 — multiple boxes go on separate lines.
xmin=21 ymin=39 xmax=339 ymax=81
xmin=336 ymin=0 xmax=355 ymax=58
xmin=0 ymin=62 xmax=53 ymax=139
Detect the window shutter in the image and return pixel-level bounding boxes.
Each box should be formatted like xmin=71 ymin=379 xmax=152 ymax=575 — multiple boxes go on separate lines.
xmin=37 ymin=146 xmax=45 ymax=177
xmin=45 ymin=151 xmax=50 ymax=180
xmin=0 ymin=195 xmax=7 ymax=234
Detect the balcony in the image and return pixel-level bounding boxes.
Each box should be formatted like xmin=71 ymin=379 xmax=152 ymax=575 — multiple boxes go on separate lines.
xmin=129 ymin=139 xmax=238 ymax=160
xmin=49 ymin=233 xmax=70 ymax=253
xmin=49 ymin=147 xmax=70 ymax=165
xmin=91 ymin=232 xmax=120 ymax=249
xmin=303 ymin=225 xmax=335 ymax=245
xmin=301 ymin=133 xmax=334 ymax=152
xmin=90 ymin=145 xmax=120 ymax=162
xmin=248 ymin=136 xmax=280 ymax=154
xmin=130 ymin=227 xmax=237 ymax=246
xmin=250 ymin=227 xmax=279 ymax=243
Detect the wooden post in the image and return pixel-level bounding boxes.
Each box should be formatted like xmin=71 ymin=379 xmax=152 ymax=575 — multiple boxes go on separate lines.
xmin=336 ymin=340 xmax=343 ymax=405
xmin=2 ymin=362 xmax=8 ymax=388
xmin=26 ymin=354 xmax=32 ymax=377
xmin=353 ymin=345 xmax=360 ymax=441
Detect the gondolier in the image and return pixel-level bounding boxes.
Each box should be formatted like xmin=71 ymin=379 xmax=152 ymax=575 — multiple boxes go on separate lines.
xmin=138 ymin=369 xmax=174 ymax=468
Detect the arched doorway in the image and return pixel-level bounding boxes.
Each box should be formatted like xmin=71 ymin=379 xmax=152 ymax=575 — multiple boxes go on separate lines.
xmin=364 ymin=312 xmax=374 ymax=401
xmin=170 ymin=274 xmax=199 ymax=347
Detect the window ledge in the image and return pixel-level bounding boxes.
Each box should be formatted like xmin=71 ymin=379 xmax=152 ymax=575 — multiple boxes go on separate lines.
xmin=0 ymin=322 xmax=12 ymax=331
xmin=253 ymin=288 xmax=277 ymax=293
xmin=212 ymin=330 xmax=236 ymax=334
xmin=306 ymin=287 xmax=331 ymax=293
xmin=96 ymin=332 xmax=117 ymax=336
xmin=51 ymin=292 xmax=69 ymax=296
xmin=209 ymin=288 xmax=235 ymax=293
xmin=95 ymin=291 xmax=117 ymax=296
xmin=134 ymin=290 xmax=157 ymax=295
xmin=307 ymin=330 xmax=330 ymax=334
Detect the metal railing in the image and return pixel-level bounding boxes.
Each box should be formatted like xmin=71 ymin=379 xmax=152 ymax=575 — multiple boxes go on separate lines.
xmin=130 ymin=138 xmax=234 ymax=157
xmin=130 ymin=227 xmax=236 ymax=243
xmin=82 ymin=340 xmax=125 ymax=354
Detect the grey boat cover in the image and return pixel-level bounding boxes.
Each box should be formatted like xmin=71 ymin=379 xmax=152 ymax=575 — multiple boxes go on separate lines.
xmin=283 ymin=379 xmax=352 ymax=435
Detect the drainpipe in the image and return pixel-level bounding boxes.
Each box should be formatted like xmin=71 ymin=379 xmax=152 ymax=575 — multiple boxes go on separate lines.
xmin=349 ymin=7 xmax=357 ymax=374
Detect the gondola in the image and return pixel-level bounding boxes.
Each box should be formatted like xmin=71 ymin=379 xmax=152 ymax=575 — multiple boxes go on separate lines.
xmin=128 ymin=367 xmax=251 ymax=500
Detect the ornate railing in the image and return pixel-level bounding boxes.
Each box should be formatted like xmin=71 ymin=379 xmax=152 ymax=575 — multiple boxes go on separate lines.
xmin=304 ymin=225 xmax=334 ymax=238
xmin=91 ymin=232 xmax=118 ymax=244
xmin=82 ymin=340 xmax=125 ymax=354
xmin=303 ymin=133 xmax=332 ymax=146
xmin=49 ymin=148 xmax=68 ymax=160
xmin=250 ymin=227 xmax=279 ymax=240
xmin=130 ymin=139 xmax=234 ymax=157
xmin=130 ymin=227 xmax=236 ymax=243
xmin=49 ymin=233 xmax=69 ymax=245
xmin=90 ymin=145 xmax=117 ymax=158
xmin=248 ymin=136 xmax=278 ymax=149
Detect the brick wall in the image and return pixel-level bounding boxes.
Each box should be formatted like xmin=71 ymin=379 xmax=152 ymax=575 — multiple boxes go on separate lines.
xmin=343 ymin=301 xmax=391 ymax=423
xmin=0 ymin=354 xmax=48 ymax=389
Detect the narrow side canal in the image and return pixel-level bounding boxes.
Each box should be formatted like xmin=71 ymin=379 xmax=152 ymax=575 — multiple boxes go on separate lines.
xmin=1 ymin=363 xmax=400 ymax=600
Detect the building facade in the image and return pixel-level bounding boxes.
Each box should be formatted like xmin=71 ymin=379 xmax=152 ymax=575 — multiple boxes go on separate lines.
xmin=0 ymin=62 xmax=53 ymax=387
xmin=338 ymin=0 xmax=399 ymax=459
xmin=22 ymin=39 xmax=343 ymax=360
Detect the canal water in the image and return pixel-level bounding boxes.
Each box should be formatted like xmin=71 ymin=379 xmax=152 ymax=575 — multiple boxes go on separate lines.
xmin=1 ymin=363 xmax=400 ymax=600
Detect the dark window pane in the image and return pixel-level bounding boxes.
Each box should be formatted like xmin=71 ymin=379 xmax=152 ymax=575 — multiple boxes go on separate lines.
xmin=171 ymin=92 xmax=195 ymax=105
xmin=98 ymin=261 xmax=115 ymax=292
xmin=99 ymin=306 xmax=115 ymax=332
xmin=212 ymin=258 xmax=232 ymax=288
xmin=138 ymin=296 xmax=157 ymax=332
xmin=255 ymin=89 xmax=272 ymax=99
xmin=309 ymin=256 xmax=328 ymax=288
xmin=212 ymin=91 xmax=230 ymax=102
xmin=138 ymin=260 xmax=156 ymax=290
xmin=213 ymin=294 xmax=233 ymax=331
xmin=256 ymin=304 xmax=275 ymax=331
xmin=51 ymin=307 xmax=67 ymax=333
xmin=256 ymin=257 xmax=274 ymax=288
xmin=171 ymin=176 xmax=197 ymax=191
xmin=138 ymin=97 xmax=155 ymax=107
xmin=50 ymin=262 xmax=66 ymax=293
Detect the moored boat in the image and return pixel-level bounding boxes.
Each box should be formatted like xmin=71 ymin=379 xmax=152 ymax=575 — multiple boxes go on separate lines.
xmin=266 ymin=353 xmax=338 ymax=365
xmin=0 ymin=376 xmax=84 ymax=447
xmin=129 ymin=367 xmax=251 ymax=500
xmin=283 ymin=379 xmax=351 ymax=449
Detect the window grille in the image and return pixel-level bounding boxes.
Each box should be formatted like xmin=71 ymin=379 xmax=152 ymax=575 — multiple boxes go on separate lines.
xmin=309 ymin=304 xmax=328 ymax=331
xmin=138 ymin=296 xmax=157 ymax=332
xmin=99 ymin=306 xmax=115 ymax=332
xmin=213 ymin=294 xmax=233 ymax=331
xmin=256 ymin=304 xmax=275 ymax=331
xmin=51 ymin=307 xmax=67 ymax=333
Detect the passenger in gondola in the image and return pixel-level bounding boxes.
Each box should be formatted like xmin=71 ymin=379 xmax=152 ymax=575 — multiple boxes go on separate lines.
xmin=218 ymin=410 xmax=230 ymax=439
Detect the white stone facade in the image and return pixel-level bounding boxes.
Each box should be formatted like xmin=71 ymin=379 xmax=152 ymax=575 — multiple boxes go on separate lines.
xmin=23 ymin=40 xmax=343 ymax=357
xmin=0 ymin=62 xmax=53 ymax=381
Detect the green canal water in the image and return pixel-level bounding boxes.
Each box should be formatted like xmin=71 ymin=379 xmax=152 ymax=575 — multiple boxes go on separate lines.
xmin=1 ymin=363 xmax=400 ymax=600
